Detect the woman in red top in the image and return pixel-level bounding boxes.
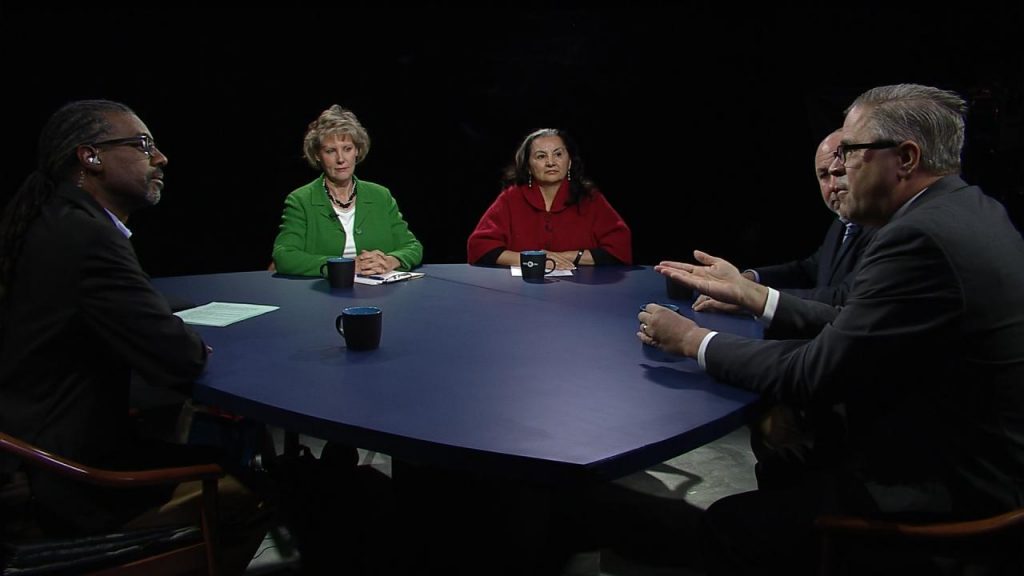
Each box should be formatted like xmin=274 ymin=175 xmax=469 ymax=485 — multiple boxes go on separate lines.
xmin=467 ymin=129 xmax=632 ymax=269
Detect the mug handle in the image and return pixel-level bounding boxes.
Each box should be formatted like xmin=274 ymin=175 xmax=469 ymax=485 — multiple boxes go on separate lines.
xmin=335 ymin=315 xmax=345 ymax=336
xmin=320 ymin=262 xmax=329 ymax=278
xmin=544 ymin=258 xmax=557 ymax=274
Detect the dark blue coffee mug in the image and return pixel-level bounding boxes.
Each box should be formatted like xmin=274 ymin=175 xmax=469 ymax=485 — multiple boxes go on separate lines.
xmin=335 ymin=306 xmax=382 ymax=350
xmin=520 ymin=251 xmax=556 ymax=282
xmin=321 ymin=257 xmax=355 ymax=289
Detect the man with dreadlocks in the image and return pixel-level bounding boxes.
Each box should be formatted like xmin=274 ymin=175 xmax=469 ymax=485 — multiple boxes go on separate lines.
xmin=0 ymin=100 xmax=265 ymax=575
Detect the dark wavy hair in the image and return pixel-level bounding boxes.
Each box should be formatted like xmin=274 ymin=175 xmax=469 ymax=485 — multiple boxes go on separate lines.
xmin=0 ymin=100 xmax=133 ymax=307
xmin=503 ymin=128 xmax=594 ymax=206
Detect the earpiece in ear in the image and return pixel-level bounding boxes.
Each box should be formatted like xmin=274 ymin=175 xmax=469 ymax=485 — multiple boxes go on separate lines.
xmin=88 ymin=156 xmax=100 ymax=165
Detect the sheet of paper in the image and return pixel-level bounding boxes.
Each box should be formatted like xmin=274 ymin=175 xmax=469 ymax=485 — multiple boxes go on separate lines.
xmin=174 ymin=302 xmax=279 ymax=327
xmin=354 ymin=271 xmax=425 ymax=285
xmin=510 ymin=266 xmax=573 ymax=277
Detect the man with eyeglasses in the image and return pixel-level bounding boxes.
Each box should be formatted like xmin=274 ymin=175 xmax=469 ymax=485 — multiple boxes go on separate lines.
xmin=695 ymin=129 xmax=881 ymax=494
xmin=638 ymin=84 xmax=1024 ymax=575
xmin=694 ymin=129 xmax=877 ymax=314
xmin=0 ymin=100 xmax=266 ymax=575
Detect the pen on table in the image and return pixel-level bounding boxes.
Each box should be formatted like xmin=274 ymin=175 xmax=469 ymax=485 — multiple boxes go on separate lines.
xmin=364 ymin=273 xmax=409 ymax=281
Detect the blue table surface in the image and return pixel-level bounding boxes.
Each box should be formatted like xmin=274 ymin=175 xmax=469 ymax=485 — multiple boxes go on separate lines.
xmin=153 ymin=264 xmax=761 ymax=484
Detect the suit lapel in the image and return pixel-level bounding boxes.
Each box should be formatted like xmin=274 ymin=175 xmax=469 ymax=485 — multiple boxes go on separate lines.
xmin=820 ymin=220 xmax=845 ymax=286
xmin=830 ymin=229 xmax=861 ymax=284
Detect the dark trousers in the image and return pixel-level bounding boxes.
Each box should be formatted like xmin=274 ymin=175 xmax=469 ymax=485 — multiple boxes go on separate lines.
xmin=700 ymin=480 xmax=834 ymax=576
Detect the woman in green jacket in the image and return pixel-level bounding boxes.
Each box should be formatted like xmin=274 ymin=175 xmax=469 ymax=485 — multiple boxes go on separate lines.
xmin=272 ymin=105 xmax=422 ymax=276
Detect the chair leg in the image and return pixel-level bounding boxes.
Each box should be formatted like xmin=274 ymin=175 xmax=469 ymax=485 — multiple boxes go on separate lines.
xmin=818 ymin=533 xmax=835 ymax=576
xmin=201 ymin=477 xmax=221 ymax=576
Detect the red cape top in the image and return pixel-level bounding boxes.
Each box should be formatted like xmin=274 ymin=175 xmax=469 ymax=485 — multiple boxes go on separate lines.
xmin=467 ymin=181 xmax=632 ymax=264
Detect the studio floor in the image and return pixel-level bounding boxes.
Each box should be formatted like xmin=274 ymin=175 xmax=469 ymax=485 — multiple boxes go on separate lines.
xmin=244 ymin=426 xmax=757 ymax=575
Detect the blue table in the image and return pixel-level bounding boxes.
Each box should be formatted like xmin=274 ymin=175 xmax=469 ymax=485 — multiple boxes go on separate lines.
xmin=153 ymin=264 xmax=761 ymax=484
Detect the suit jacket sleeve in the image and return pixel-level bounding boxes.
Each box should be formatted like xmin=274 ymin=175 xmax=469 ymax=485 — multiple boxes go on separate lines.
xmin=272 ymin=190 xmax=334 ymax=277
xmin=79 ymin=218 xmax=207 ymax=387
xmin=765 ymin=291 xmax=841 ymax=339
xmin=375 ymin=189 xmax=422 ymax=270
xmin=753 ymin=252 xmax=820 ymax=290
xmin=270 ymin=189 xmax=325 ymax=276
xmin=779 ymin=224 xmax=878 ymax=306
xmin=781 ymin=273 xmax=853 ymax=306
xmin=705 ymin=222 xmax=961 ymax=407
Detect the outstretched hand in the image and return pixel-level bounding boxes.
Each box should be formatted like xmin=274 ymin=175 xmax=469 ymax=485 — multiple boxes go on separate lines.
xmin=655 ymin=251 xmax=768 ymax=316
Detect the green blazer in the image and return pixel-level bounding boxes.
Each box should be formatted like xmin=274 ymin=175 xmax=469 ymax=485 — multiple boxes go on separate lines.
xmin=272 ymin=176 xmax=423 ymax=276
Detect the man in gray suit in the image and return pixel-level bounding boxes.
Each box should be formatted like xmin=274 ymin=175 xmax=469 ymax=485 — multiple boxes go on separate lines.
xmin=639 ymin=84 xmax=1024 ymax=575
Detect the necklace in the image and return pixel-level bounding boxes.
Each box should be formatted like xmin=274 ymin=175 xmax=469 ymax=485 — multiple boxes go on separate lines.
xmin=325 ymin=177 xmax=357 ymax=209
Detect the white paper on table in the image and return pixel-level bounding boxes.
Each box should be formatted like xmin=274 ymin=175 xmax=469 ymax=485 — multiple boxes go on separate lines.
xmin=354 ymin=271 xmax=425 ymax=285
xmin=174 ymin=302 xmax=279 ymax=327
xmin=510 ymin=266 xmax=573 ymax=277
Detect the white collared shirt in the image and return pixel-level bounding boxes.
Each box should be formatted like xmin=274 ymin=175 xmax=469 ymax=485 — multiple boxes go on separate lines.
xmin=103 ymin=208 xmax=132 ymax=239
xmin=698 ymin=186 xmax=931 ymax=369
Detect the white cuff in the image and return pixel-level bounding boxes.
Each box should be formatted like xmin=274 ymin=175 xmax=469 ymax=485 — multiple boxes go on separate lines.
xmin=697 ymin=331 xmax=719 ymax=370
xmin=757 ymin=287 xmax=779 ymax=328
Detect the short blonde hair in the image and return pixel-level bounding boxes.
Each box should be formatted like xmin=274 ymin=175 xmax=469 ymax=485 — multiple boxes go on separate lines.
xmin=302 ymin=105 xmax=371 ymax=170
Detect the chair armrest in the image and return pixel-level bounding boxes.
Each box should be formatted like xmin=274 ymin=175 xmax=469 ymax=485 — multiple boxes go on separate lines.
xmin=815 ymin=508 xmax=1024 ymax=540
xmin=0 ymin=432 xmax=223 ymax=488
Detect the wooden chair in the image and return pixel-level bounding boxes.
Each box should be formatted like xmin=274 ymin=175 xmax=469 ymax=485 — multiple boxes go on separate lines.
xmin=0 ymin=431 xmax=224 ymax=576
xmin=816 ymin=508 xmax=1024 ymax=575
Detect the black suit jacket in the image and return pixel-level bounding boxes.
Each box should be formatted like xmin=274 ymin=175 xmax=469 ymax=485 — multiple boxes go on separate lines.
xmin=753 ymin=218 xmax=877 ymax=306
xmin=0 ymin=184 xmax=207 ymax=531
xmin=707 ymin=176 xmax=1024 ymax=518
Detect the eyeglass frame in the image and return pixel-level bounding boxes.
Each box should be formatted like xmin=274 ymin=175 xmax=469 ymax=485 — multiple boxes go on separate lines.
xmin=833 ymin=140 xmax=900 ymax=165
xmin=87 ymin=135 xmax=159 ymax=159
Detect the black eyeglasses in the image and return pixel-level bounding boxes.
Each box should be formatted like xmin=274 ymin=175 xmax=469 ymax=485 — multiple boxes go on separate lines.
xmin=89 ymin=135 xmax=159 ymax=159
xmin=833 ymin=140 xmax=900 ymax=165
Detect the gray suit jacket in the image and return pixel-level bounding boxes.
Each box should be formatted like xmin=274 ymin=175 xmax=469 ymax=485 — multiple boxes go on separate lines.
xmin=707 ymin=176 xmax=1024 ymax=518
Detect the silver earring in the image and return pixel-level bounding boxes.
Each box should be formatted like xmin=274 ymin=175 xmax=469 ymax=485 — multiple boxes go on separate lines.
xmin=76 ymin=171 xmax=85 ymax=188
xmin=528 ymin=175 xmax=533 ymax=187
xmin=567 ymin=168 xmax=571 ymax=181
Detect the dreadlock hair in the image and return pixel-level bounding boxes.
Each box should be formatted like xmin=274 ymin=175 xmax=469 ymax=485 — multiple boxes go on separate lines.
xmin=0 ymin=99 xmax=134 ymax=308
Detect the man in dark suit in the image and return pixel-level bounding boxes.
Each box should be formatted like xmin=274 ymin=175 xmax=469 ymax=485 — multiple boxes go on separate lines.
xmin=695 ymin=129 xmax=880 ymax=489
xmin=639 ymin=84 xmax=1024 ymax=575
xmin=745 ymin=129 xmax=877 ymax=306
xmin=0 ymin=101 xmax=263 ymax=575
xmin=694 ymin=129 xmax=877 ymax=313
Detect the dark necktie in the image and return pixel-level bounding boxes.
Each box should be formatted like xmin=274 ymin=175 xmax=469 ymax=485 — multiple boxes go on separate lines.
xmin=842 ymin=222 xmax=861 ymax=245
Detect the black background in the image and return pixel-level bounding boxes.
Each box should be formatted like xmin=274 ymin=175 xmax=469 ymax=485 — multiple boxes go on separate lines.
xmin=3 ymin=4 xmax=1022 ymax=277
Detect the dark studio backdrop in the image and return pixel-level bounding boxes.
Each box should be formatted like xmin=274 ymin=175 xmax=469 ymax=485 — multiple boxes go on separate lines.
xmin=2 ymin=4 xmax=1022 ymax=278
